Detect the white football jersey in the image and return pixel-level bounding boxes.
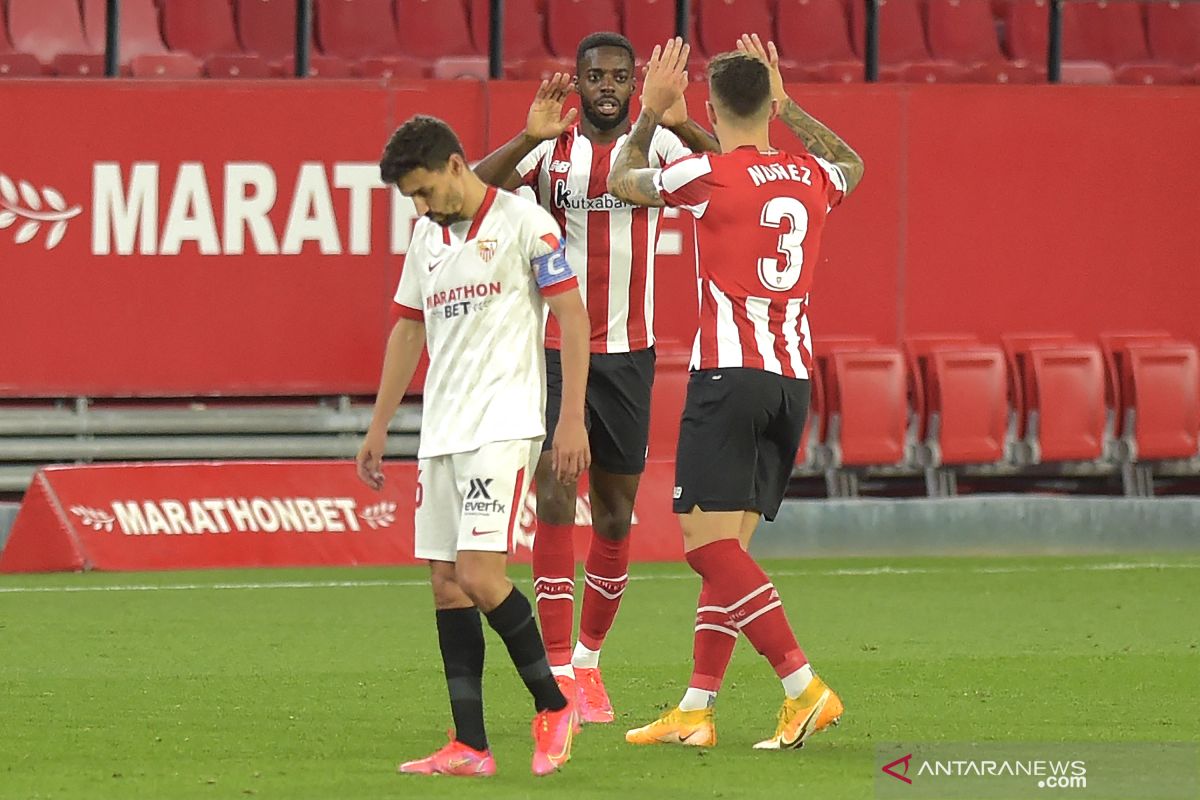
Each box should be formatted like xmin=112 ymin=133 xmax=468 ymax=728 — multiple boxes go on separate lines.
xmin=394 ymin=187 xmax=577 ymax=458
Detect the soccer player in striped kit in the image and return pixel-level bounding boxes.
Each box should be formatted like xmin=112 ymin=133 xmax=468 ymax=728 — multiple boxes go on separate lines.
xmin=608 ymin=36 xmax=865 ymax=749
xmin=474 ymin=32 xmax=720 ymax=723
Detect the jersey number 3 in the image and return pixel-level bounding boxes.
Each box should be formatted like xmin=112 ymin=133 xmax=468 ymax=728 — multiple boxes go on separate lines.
xmin=757 ymin=197 xmax=810 ymax=292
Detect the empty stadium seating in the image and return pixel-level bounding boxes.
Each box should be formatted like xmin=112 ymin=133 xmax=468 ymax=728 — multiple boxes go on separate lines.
xmin=468 ymin=0 xmax=571 ymax=78
xmin=7 ymin=0 xmax=103 ymax=76
xmin=1147 ymin=1 xmax=1200 ymax=76
xmin=925 ymin=0 xmax=1043 ymax=83
xmin=81 ymin=0 xmax=171 ymax=65
xmin=775 ymin=0 xmax=863 ymax=83
xmin=621 ymin=0 xmax=677 ymax=66
xmin=161 ymin=0 xmax=272 ymax=78
xmin=316 ymin=0 xmax=427 ymax=77
xmin=396 ymin=0 xmax=488 ymax=77
xmin=0 ymin=1 xmax=43 ymax=77
xmin=1014 ymin=342 xmax=1107 ymax=464
xmin=849 ymin=0 xmax=968 ymax=82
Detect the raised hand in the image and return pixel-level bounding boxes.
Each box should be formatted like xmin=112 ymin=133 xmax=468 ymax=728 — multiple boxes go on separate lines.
xmin=526 ymin=72 xmax=579 ymax=140
xmin=640 ymin=37 xmax=690 ymax=117
xmin=736 ymin=33 xmax=787 ymax=104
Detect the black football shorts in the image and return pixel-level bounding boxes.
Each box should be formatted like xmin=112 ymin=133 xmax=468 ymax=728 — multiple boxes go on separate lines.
xmin=543 ymin=347 xmax=656 ymax=475
xmin=672 ymin=367 xmax=811 ymax=521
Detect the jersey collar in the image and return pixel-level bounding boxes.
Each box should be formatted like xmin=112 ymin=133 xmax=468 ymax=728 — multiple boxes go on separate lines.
xmin=465 ymin=185 xmax=498 ymax=241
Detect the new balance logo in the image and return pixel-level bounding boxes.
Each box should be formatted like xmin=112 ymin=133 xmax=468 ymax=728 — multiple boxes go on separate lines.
xmin=464 ymin=477 xmax=506 ymax=515
xmin=549 ymin=160 xmax=571 ymax=174
xmin=466 ymin=478 xmax=493 ymax=500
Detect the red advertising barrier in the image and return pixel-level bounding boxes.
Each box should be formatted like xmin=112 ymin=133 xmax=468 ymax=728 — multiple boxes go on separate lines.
xmin=0 ymin=460 xmax=684 ymax=573
xmin=3 ymin=81 xmax=1199 ymax=398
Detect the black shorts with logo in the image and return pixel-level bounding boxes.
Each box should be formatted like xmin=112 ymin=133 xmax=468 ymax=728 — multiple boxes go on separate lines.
xmin=673 ymin=367 xmax=811 ymax=521
xmin=543 ymin=347 xmax=656 ymax=475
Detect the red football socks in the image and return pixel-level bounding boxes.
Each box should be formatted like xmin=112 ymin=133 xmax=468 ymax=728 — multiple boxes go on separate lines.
xmin=685 ymin=539 xmax=807 ymax=680
xmin=689 ymin=580 xmax=739 ymax=692
xmin=578 ymin=533 xmax=630 ymax=651
xmin=531 ymin=520 xmax=576 ymax=667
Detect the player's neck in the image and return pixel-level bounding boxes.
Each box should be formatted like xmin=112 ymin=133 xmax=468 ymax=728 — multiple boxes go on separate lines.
xmin=718 ymin=127 xmax=773 ymax=154
xmin=580 ymin=117 xmax=632 ymax=146
xmin=458 ymin=175 xmax=489 ymax=220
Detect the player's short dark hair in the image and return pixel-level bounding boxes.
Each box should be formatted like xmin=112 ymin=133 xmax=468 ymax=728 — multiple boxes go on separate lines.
xmin=576 ymin=32 xmax=635 ymax=68
xmin=379 ymin=115 xmax=465 ymax=185
xmin=708 ymin=52 xmax=771 ymax=120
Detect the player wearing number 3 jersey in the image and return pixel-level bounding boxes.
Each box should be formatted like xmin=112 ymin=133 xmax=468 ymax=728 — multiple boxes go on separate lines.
xmin=608 ymin=35 xmax=864 ymax=750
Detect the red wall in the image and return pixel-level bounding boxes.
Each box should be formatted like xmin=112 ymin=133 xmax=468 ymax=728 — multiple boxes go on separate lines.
xmin=0 ymin=80 xmax=1197 ymax=396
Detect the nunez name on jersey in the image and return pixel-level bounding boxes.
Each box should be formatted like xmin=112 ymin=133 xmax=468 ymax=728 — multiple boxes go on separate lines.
xmin=516 ymin=124 xmax=691 ymax=354
xmin=655 ymin=145 xmax=848 ymax=379
xmin=394 ymin=187 xmax=577 ymax=458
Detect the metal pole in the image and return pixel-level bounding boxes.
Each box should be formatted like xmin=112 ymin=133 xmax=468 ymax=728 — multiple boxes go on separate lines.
xmin=104 ymin=0 xmax=119 ymax=78
xmin=1047 ymin=0 xmax=1062 ymax=84
xmin=864 ymin=0 xmax=879 ymax=82
xmin=676 ymin=0 xmax=691 ymax=40
xmin=488 ymin=0 xmax=503 ymax=80
xmin=295 ymin=0 xmax=313 ymax=78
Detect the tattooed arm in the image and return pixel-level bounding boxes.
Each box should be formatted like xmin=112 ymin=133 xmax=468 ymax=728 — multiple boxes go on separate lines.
xmin=607 ymin=108 xmax=665 ymax=207
xmin=739 ymin=34 xmax=865 ymax=195
xmin=608 ymin=38 xmax=691 ymax=206
xmin=776 ymin=97 xmax=864 ymax=194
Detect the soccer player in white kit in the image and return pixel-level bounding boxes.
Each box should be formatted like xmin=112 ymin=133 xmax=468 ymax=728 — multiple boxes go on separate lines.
xmin=356 ymin=116 xmax=591 ymax=778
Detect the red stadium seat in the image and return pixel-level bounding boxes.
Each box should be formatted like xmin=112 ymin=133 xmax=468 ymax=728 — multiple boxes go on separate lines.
xmin=1147 ymin=2 xmax=1200 ymax=68
xmin=1114 ymin=63 xmax=1189 ymax=86
xmin=1000 ymin=332 xmax=1078 ymax=444
xmin=775 ymin=0 xmax=862 ymax=83
xmin=203 ymin=54 xmax=275 ymax=78
xmin=7 ymin=0 xmax=100 ymax=73
xmin=0 ymin=3 xmax=45 ymax=76
xmin=235 ymin=0 xmax=311 ymax=62
xmin=904 ymin=334 xmax=979 ymax=445
xmin=823 ymin=347 xmax=908 ymax=467
xmin=546 ymin=0 xmax=620 ymax=59
xmin=848 ymin=0 xmax=967 ymax=82
xmin=696 ymin=0 xmax=771 ymax=58
xmin=161 ymin=0 xmax=242 ymax=57
xmin=925 ymin=347 xmax=1009 ymax=465
xmin=1099 ymin=330 xmax=1173 ymax=438
xmin=278 ymin=53 xmax=356 ymax=78
xmin=81 ymin=0 xmax=169 ymax=63
xmin=1023 ymin=346 xmax=1107 ymax=463
xmin=130 ymin=52 xmax=203 ymax=78
xmin=1123 ymin=343 xmax=1200 ymax=461
xmin=432 ymin=56 xmax=490 ymax=80
xmin=468 ymin=0 xmax=555 ymax=61
xmin=925 ymin=0 xmax=1044 ymax=84
xmin=316 ymin=0 xmax=428 ymax=75
xmin=396 ymin=0 xmax=480 ymax=60
xmin=621 ymin=0 xmax=677 ymax=63
xmin=1005 ymin=1 xmax=1117 ymax=84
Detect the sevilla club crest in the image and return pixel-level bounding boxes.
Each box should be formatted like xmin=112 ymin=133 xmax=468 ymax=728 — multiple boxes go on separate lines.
xmin=477 ymin=239 xmax=498 ymax=263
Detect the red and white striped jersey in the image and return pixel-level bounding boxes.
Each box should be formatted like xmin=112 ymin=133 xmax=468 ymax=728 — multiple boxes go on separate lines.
xmin=516 ymin=124 xmax=691 ymax=353
xmin=655 ymin=145 xmax=847 ymax=379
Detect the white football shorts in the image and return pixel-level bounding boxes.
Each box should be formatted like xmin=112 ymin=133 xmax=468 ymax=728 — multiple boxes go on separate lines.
xmin=413 ymin=438 xmax=541 ymax=562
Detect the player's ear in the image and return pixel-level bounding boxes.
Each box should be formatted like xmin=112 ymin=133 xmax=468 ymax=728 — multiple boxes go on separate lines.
xmin=447 ymin=154 xmax=466 ymax=177
xmin=768 ymin=98 xmax=780 ymax=122
xmin=705 ymin=100 xmax=716 ymax=130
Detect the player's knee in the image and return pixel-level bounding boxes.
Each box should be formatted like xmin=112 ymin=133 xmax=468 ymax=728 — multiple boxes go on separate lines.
xmin=429 ymin=568 xmax=467 ymax=608
xmin=454 ymin=557 xmax=510 ymax=610
xmin=592 ymin=501 xmax=633 ymax=540
xmin=535 ymin=464 xmax=577 ymax=523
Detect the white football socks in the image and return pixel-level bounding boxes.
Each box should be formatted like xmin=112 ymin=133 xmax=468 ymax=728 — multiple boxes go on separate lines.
xmin=571 ymin=642 xmax=600 ymax=670
xmin=782 ymin=663 xmax=815 ymax=699
xmin=679 ymin=687 xmax=717 ymax=712
xmin=550 ymin=663 xmax=576 ymax=679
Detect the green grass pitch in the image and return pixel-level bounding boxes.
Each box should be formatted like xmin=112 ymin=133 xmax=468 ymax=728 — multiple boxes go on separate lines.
xmin=2 ymin=555 xmax=1198 ymax=799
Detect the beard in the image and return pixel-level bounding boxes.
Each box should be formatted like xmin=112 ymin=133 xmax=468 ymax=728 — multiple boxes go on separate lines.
xmin=581 ymin=96 xmax=631 ymax=132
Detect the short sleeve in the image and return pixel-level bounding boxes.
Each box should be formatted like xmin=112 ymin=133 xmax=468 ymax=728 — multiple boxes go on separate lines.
xmin=655 ymin=154 xmax=716 ymax=219
xmin=652 ymin=127 xmax=692 ymax=168
xmin=812 ymin=155 xmax=848 ymax=211
xmin=515 ymin=139 xmax=554 ymax=188
xmin=393 ymin=229 xmax=425 ymax=320
xmin=521 ymin=203 xmax=578 ymax=297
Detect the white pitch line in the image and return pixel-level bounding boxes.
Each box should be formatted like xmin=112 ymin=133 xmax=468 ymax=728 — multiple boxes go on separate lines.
xmin=0 ymin=561 xmax=1197 ymax=595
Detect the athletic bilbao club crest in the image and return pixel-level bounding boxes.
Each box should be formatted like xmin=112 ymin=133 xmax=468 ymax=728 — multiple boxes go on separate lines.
xmin=477 ymin=239 xmax=498 ymax=263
